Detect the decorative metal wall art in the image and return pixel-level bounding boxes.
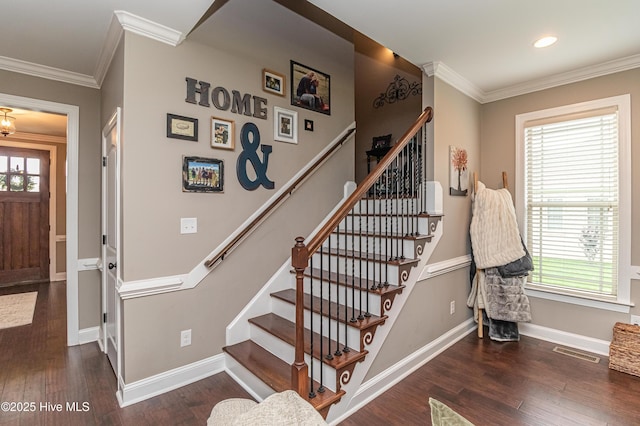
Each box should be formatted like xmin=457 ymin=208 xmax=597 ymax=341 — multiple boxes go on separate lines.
xmin=373 ymin=75 xmax=422 ymax=109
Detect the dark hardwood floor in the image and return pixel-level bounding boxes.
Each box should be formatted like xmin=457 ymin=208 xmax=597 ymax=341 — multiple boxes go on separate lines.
xmin=0 ymin=282 xmax=252 ymax=426
xmin=2 ymin=281 xmax=639 ymax=425
xmin=339 ymin=329 xmax=640 ymax=426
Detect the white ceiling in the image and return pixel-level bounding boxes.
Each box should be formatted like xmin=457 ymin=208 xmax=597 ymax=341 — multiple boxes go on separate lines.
xmin=1 ymin=0 xmax=639 ymax=135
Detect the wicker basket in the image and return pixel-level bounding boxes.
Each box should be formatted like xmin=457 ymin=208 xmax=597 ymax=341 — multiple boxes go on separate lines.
xmin=609 ymin=322 xmax=640 ymax=377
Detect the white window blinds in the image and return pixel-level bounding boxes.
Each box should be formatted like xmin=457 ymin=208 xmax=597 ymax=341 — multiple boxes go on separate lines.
xmin=524 ymin=109 xmax=619 ymax=298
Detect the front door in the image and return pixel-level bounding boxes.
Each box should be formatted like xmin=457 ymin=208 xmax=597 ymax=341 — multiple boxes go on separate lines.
xmin=0 ymin=147 xmax=50 ymax=285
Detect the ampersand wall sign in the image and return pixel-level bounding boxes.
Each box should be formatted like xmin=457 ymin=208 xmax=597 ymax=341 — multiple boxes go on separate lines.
xmin=236 ymin=122 xmax=275 ymax=190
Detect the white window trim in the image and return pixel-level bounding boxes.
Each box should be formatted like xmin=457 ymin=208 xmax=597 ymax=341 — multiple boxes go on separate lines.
xmin=515 ymin=94 xmax=632 ymax=313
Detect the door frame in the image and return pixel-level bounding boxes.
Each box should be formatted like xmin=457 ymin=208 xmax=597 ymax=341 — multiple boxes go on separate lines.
xmin=101 ymin=107 xmax=121 ymax=379
xmin=0 ymin=92 xmax=80 ymax=345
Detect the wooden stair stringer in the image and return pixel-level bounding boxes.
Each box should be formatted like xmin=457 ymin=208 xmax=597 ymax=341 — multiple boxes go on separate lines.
xmin=323 ymin=212 xmax=443 ymax=422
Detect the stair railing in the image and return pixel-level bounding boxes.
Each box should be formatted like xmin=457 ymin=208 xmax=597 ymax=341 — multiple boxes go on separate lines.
xmin=204 ymin=125 xmax=355 ymax=269
xmin=291 ymin=107 xmax=434 ymax=399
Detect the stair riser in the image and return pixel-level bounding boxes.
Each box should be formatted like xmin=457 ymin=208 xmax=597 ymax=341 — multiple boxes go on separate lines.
xmin=326 ymin=234 xmax=417 ymax=258
xmin=271 ymin=298 xmax=362 ymax=350
xmin=249 ymin=325 xmax=338 ymax=392
xmin=303 ymin=279 xmax=382 ymax=317
xmin=225 ymin=354 xmax=276 ymax=401
xmin=310 ymin=253 xmax=402 ymax=285
xmin=339 ymin=215 xmax=430 ymax=236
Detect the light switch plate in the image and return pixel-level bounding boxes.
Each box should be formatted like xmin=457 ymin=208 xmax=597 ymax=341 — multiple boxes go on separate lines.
xmin=180 ymin=217 xmax=197 ymax=234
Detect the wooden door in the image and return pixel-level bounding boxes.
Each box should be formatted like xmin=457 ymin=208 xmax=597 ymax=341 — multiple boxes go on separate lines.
xmin=0 ymin=147 xmax=50 ymax=285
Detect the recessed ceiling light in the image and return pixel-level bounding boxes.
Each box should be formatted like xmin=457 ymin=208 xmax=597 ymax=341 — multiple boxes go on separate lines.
xmin=534 ymin=36 xmax=558 ymax=48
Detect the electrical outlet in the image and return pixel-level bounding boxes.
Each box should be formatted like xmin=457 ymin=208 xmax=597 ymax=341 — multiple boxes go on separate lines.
xmin=450 ymin=300 xmax=455 ymax=315
xmin=180 ymin=329 xmax=192 ymax=347
xmin=631 ymin=315 xmax=640 ymax=326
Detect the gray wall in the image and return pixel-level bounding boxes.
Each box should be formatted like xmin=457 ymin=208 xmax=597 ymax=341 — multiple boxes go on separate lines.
xmin=0 ymin=70 xmax=102 ymax=328
xmin=480 ymin=68 xmax=640 ymax=340
xmin=366 ymin=77 xmax=481 ymax=379
xmin=118 ymin=0 xmax=355 ymax=382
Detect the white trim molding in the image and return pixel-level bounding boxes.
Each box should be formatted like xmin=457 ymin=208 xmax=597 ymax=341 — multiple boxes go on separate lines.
xmin=116 ymin=353 xmax=225 ymax=407
xmin=78 ymin=258 xmax=100 ymax=272
xmin=114 ymin=10 xmax=184 ymax=47
xmin=0 ymin=55 xmax=98 ymax=89
xmin=94 ymin=13 xmax=124 ymax=88
xmin=78 ymin=326 xmax=101 ymax=345
xmin=423 ymin=54 xmax=640 ymax=104
xmin=519 ymin=323 xmax=611 ymax=357
xmin=117 ymin=275 xmax=186 ymax=299
xmin=419 ymin=254 xmax=471 ymax=281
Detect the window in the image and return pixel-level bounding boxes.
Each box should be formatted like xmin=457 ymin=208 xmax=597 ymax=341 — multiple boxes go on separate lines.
xmin=0 ymin=154 xmax=41 ymax=192
xmin=516 ymin=95 xmax=631 ymax=311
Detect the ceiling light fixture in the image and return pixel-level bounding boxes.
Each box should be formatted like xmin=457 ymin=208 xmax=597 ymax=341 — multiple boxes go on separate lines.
xmin=534 ymin=36 xmax=558 ymax=48
xmin=0 ymin=108 xmax=16 ymax=137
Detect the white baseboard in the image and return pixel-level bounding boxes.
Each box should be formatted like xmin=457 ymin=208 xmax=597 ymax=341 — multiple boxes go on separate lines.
xmin=330 ymin=319 xmax=476 ymax=425
xmin=519 ymin=322 xmax=611 ymax=356
xmin=78 ymin=326 xmax=100 ymax=345
xmin=117 ymin=353 xmax=225 ymax=407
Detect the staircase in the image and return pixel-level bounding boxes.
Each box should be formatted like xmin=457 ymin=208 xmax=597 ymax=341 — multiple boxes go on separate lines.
xmin=223 ymin=107 xmax=441 ymax=421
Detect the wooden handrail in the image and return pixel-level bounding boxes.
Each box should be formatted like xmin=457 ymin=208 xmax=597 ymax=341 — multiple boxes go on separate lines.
xmin=305 ymin=107 xmax=433 ymax=256
xmin=205 ymin=126 xmax=356 ymax=268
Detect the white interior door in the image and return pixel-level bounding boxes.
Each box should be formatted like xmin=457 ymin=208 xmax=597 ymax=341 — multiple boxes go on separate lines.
xmin=102 ymin=108 xmax=120 ymax=374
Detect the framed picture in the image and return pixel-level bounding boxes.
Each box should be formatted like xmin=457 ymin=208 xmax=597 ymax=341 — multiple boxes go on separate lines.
xmin=304 ymin=119 xmax=314 ymax=132
xmin=290 ymin=60 xmax=330 ymax=115
xmin=211 ymin=116 xmax=235 ymax=150
xmin=167 ymin=113 xmax=198 ymax=141
xmin=262 ymin=69 xmax=285 ymax=97
xmin=449 ymin=146 xmax=468 ymax=196
xmin=182 ymin=156 xmax=223 ymax=193
xmin=274 ymin=106 xmax=298 ymax=144
xmin=372 ymin=134 xmax=392 ymax=150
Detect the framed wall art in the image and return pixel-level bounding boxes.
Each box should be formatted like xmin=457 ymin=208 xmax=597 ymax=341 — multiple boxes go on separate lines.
xmin=449 ymin=145 xmax=468 ymax=196
xmin=290 ymin=60 xmax=330 ymax=115
xmin=182 ymin=156 xmax=223 ymax=193
xmin=167 ymin=113 xmax=198 ymax=141
xmin=274 ymin=106 xmax=298 ymax=144
xmin=262 ymin=69 xmax=285 ymax=97
xmin=211 ymin=116 xmax=235 ymax=150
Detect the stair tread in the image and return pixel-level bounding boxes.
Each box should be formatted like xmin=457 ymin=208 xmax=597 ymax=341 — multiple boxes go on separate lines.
xmin=224 ymin=340 xmax=344 ymax=411
xmin=325 ymin=247 xmax=418 ymax=266
xmin=303 ymin=268 xmax=405 ymax=296
xmin=250 ymin=313 xmax=367 ymax=369
xmin=272 ymin=289 xmax=387 ymax=330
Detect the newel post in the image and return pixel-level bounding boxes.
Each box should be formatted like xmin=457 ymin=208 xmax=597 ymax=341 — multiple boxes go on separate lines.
xmin=291 ymin=236 xmax=309 ymax=398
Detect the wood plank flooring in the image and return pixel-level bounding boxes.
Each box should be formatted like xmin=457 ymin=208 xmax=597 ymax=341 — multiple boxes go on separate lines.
xmin=2 ymin=281 xmax=639 ymax=425
xmin=339 ymin=330 xmax=640 ymax=426
xmin=0 ymin=282 xmax=252 ymax=425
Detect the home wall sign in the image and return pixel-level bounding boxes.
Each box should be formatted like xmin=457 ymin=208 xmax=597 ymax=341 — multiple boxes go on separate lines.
xmin=236 ymin=122 xmax=274 ymax=190
xmin=185 ymin=77 xmax=268 ymax=120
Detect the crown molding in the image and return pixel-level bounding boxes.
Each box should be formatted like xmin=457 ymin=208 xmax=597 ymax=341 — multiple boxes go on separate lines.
xmin=422 ymin=61 xmax=484 ymax=103
xmin=0 ymin=55 xmax=99 ymax=89
xmin=423 ymin=55 xmax=640 ymax=105
xmin=94 ymin=14 xmax=125 ymax=88
xmin=3 ymin=132 xmax=66 ymax=145
xmin=483 ymin=53 xmax=640 ymax=103
xmin=114 ymin=10 xmax=184 ymax=47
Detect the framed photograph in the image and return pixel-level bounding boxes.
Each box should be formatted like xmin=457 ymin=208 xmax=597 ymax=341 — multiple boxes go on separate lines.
xmin=304 ymin=119 xmax=314 ymax=132
xmin=182 ymin=156 xmax=223 ymax=193
xmin=274 ymin=107 xmax=298 ymax=144
xmin=290 ymin=60 xmax=330 ymax=115
xmin=449 ymin=146 xmax=468 ymax=196
xmin=211 ymin=116 xmax=235 ymax=150
xmin=167 ymin=113 xmax=198 ymax=141
xmin=262 ymin=69 xmax=285 ymax=97
xmin=372 ymin=134 xmax=392 ymax=150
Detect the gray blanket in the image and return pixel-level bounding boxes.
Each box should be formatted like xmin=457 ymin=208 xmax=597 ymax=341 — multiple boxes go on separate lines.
xmin=484 ymin=267 xmax=531 ymax=323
